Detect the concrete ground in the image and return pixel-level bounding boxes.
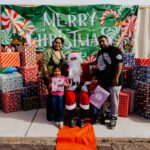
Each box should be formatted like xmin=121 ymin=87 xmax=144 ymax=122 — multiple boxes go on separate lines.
xmin=0 ymin=108 xmax=150 ymax=138
xmin=0 ymin=108 xmax=150 ymax=150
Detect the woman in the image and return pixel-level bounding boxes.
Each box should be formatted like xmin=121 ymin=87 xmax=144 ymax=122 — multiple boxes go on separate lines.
xmin=41 ymin=37 xmax=66 ymax=121
xmin=41 ymin=37 xmax=66 ymax=87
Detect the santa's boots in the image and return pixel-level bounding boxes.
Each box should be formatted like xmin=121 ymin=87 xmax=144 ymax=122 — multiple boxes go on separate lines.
xmin=78 ymin=108 xmax=89 ymax=128
xmin=69 ymin=109 xmax=76 ymax=128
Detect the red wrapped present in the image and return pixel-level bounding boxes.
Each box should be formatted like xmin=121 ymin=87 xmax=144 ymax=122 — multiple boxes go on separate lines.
xmin=135 ymin=58 xmax=150 ymax=66
xmin=0 ymin=52 xmax=20 ymax=68
xmin=19 ymin=46 xmax=37 ymax=67
xmin=37 ymin=77 xmax=49 ymax=95
xmin=118 ymin=91 xmax=130 ymax=117
xmin=19 ymin=66 xmax=38 ymax=86
xmin=1 ymin=90 xmax=22 ymax=113
xmin=36 ymin=52 xmax=42 ymax=72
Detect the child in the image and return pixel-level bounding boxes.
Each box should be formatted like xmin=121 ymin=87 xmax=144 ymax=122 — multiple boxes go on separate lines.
xmin=81 ymin=74 xmax=105 ymax=125
xmin=49 ymin=65 xmax=68 ymax=129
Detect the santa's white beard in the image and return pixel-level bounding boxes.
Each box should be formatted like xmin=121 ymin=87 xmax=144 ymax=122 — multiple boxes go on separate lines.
xmin=68 ymin=61 xmax=82 ymax=82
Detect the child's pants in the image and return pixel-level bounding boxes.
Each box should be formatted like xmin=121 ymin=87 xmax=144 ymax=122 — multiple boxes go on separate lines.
xmin=51 ymin=95 xmax=64 ymax=122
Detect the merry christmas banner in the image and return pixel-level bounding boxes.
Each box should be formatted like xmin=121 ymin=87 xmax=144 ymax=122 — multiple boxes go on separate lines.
xmin=1 ymin=5 xmax=138 ymax=60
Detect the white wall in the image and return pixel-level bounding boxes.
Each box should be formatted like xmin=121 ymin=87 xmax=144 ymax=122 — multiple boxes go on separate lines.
xmin=0 ymin=0 xmax=150 ymax=5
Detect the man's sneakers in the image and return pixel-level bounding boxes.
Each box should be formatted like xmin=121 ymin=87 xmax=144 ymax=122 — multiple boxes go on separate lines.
xmin=108 ymin=117 xmax=117 ymax=129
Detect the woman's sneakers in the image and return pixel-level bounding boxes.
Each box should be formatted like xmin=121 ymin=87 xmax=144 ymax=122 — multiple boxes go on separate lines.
xmin=55 ymin=122 xmax=64 ymax=129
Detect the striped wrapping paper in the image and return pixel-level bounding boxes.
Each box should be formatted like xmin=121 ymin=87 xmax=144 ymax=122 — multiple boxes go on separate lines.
xmin=19 ymin=46 xmax=37 ymax=67
xmin=19 ymin=66 xmax=38 ymax=86
xmin=0 ymin=52 xmax=20 ymax=68
xmin=1 ymin=90 xmax=22 ymax=113
xmin=0 ymin=72 xmax=23 ymax=93
xmin=135 ymin=58 xmax=150 ymax=66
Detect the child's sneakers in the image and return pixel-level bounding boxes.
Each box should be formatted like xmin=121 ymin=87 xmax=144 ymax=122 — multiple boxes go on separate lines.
xmin=59 ymin=122 xmax=64 ymax=129
xmin=55 ymin=122 xmax=59 ymax=127
xmin=99 ymin=115 xmax=105 ymax=125
xmin=55 ymin=122 xmax=64 ymax=129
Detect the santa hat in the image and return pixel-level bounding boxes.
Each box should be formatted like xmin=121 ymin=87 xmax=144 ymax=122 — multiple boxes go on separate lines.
xmin=79 ymin=91 xmax=90 ymax=110
xmin=65 ymin=90 xmax=77 ymax=110
xmin=67 ymin=51 xmax=83 ymax=63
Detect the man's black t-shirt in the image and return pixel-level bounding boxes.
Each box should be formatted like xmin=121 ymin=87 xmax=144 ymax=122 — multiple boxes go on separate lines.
xmin=96 ymin=45 xmax=123 ymax=87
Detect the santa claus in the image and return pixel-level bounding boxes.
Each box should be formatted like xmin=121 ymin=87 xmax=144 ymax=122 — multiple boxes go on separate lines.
xmin=65 ymin=51 xmax=90 ymax=127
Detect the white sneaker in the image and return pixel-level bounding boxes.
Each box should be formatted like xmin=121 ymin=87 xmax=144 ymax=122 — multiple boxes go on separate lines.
xmin=59 ymin=122 xmax=64 ymax=129
xmin=55 ymin=122 xmax=59 ymax=127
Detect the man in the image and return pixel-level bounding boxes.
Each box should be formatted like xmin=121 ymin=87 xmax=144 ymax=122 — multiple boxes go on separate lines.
xmin=95 ymin=35 xmax=123 ymax=129
xmin=65 ymin=52 xmax=90 ymax=128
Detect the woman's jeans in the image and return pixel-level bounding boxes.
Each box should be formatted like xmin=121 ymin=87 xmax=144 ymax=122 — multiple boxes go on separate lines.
xmin=51 ymin=95 xmax=64 ymax=122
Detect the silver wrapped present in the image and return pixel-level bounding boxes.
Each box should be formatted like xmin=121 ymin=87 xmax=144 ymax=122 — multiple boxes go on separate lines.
xmin=0 ymin=72 xmax=23 ymax=92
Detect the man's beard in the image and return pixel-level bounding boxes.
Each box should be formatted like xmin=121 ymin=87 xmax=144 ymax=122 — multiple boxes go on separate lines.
xmin=68 ymin=61 xmax=82 ymax=82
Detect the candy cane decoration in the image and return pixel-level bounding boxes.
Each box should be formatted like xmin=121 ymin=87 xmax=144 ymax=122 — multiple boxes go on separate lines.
xmin=100 ymin=10 xmax=119 ymax=25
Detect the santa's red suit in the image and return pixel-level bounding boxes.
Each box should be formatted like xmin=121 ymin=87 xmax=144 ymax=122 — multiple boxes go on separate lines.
xmin=65 ymin=52 xmax=90 ymax=119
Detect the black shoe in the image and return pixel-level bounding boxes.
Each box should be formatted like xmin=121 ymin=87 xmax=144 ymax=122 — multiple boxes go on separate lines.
xmin=79 ymin=119 xmax=85 ymax=128
xmin=91 ymin=116 xmax=96 ymax=125
xmin=69 ymin=118 xmax=76 ymax=128
xmin=91 ymin=118 xmax=96 ymax=125
xmin=108 ymin=118 xmax=117 ymax=129
xmin=99 ymin=117 xmax=105 ymax=125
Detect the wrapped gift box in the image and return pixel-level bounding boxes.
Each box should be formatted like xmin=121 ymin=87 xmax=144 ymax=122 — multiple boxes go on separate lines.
xmin=19 ymin=46 xmax=37 ymax=67
xmin=123 ymin=53 xmax=135 ymax=67
xmin=19 ymin=66 xmax=38 ymax=86
xmin=135 ymin=58 xmax=150 ymax=66
xmin=131 ymin=66 xmax=150 ymax=84
xmin=21 ymin=85 xmax=40 ymax=110
xmin=119 ymin=91 xmax=130 ymax=117
xmin=0 ymin=72 xmax=23 ymax=92
xmin=0 ymin=52 xmax=20 ymax=68
xmin=122 ymin=67 xmax=132 ymax=88
xmin=36 ymin=52 xmax=43 ymax=72
xmin=135 ymin=81 xmax=150 ymax=119
xmin=1 ymin=90 xmax=22 ymax=113
xmin=37 ymin=77 xmax=48 ymax=95
xmin=122 ymin=88 xmax=135 ymax=113
xmin=90 ymin=86 xmax=110 ymax=109
xmin=39 ymin=94 xmax=48 ymax=108
xmin=22 ymin=96 xmax=40 ymax=111
xmin=22 ymin=85 xmax=38 ymax=97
